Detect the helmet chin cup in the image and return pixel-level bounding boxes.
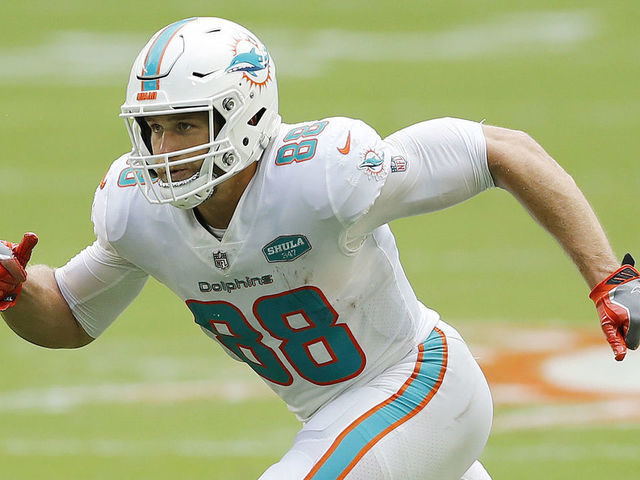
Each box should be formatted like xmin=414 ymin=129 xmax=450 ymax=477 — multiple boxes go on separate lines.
xmin=120 ymin=17 xmax=281 ymax=209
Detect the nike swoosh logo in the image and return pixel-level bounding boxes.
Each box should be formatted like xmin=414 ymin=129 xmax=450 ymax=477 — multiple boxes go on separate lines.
xmin=337 ymin=131 xmax=351 ymax=155
xmin=192 ymin=70 xmax=219 ymax=78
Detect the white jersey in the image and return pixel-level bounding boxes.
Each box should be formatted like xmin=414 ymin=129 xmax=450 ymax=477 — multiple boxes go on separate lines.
xmin=56 ymin=116 xmax=493 ymax=421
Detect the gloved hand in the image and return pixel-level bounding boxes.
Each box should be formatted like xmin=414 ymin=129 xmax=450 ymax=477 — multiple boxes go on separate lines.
xmin=589 ymin=253 xmax=640 ymax=361
xmin=0 ymin=233 xmax=39 ymax=311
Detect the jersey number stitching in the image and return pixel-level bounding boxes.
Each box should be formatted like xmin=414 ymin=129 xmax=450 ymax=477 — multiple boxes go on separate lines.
xmin=275 ymin=121 xmax=329 ymax=166
xmin=188 ymin=286 xmax=366 ymax=386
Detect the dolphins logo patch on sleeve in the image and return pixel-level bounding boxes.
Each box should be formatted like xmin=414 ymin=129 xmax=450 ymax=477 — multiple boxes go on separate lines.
xmin=358 ymin=149 xmax=387 ymax=181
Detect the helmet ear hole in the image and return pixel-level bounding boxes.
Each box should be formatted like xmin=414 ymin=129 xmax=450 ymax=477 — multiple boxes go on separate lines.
xmin=135 ymin=117 xmax=154 ymax=153
xmin=242 ymin=137 xmax=249 ymax=146
xmin=212 ymin=108 xmax=226 ymax=139
xmin=248 ymin=107 xmax=266 ymax=126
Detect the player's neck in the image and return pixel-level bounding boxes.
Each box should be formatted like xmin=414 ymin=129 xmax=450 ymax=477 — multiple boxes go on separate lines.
xmin=194 ymin=162 xmax=258 ymax=230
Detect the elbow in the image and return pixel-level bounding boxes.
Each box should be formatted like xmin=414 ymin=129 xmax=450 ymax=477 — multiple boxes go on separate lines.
xmin=483 ymin=124 xmax=566 ymax=189
xmin=52 ymin=334 xmax=95 ymax=350
xmin=24 ymin=335 xmax=94 ymax=350
xmin=13 ymin=321 xmax=96 ymax=350
xmin=511 ymin=129 xmax=549 ymax=160
xmin=50 ymin=326 xmax=96 ymax=349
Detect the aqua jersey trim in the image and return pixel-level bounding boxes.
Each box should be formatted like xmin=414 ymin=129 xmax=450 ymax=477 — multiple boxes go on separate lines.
xmin=304 ymin=327 xmax=448 ymax=480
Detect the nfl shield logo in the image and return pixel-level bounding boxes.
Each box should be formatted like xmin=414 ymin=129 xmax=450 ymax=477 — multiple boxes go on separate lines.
xmin=213 ymin=251 xmax=229 ymax=270
xmin=390 ymin=155 xmax=407 ymax=173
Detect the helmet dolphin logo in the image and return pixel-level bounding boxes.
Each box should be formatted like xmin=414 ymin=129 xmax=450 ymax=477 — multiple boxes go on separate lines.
xmin=226 ymin=47 xmax=269 ymax=77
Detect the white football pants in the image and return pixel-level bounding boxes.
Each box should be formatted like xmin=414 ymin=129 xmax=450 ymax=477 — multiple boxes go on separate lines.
xmin=259 ymin=320 xmax=493 ymax=479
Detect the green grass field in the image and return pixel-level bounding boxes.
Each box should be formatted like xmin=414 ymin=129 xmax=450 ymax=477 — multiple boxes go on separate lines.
xmin=2 ymin=1 xmax=639 ymax=478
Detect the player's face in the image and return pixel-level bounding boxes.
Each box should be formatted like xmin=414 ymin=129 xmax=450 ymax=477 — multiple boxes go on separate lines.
xmin=145 ymin=112 xmax=210 ymax=183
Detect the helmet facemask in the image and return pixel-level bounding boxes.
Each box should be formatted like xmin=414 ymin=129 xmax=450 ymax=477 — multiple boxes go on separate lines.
xmin=123 ymin=102 xmax=233 ymax=209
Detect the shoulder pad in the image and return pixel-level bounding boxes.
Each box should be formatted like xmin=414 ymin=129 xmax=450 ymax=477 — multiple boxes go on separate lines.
xmin=91 ymin=154 xmax=145 ymax=243
xmin=269 ymin=117 xmax=390 ymax=226
xmin=321 ymin=118 xmax=391 ymax=225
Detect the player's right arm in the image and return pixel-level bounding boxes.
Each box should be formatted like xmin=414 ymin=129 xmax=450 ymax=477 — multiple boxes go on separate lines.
xmin=1 ymin=262 xmax=94 ymax=349
xmin=1 ymin=235 xmax=149 ymax=349
xmin=2 ymin=156 xmax=151 ymax=348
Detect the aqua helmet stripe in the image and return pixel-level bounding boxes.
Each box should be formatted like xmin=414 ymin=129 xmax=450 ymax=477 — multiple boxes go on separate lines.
xmin=140 ymin=18 xmax=197 ymax=91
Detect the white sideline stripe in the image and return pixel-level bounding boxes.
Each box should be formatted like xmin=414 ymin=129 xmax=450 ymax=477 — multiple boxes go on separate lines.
xmin=5 ymin=435 xmax=639 ymax=460
xmin=4 ymin=409 xmax=639 ymax=459
xmin=0 ymin=380 xmax=273 ymax=413
xmin=0 ymin=10 xmax=597 ymax=85
xmin=3 ymin=437 xmax=638 ymax=460
xmin=493 ymin=399 xmax=640 ymax=433
xmin=486 ymin=442 xmax=640 ymax=462
xmin=2 ymin=438 xmax=285 ymax=457
xmin=272 ymin=9 xmax=597 ymax=78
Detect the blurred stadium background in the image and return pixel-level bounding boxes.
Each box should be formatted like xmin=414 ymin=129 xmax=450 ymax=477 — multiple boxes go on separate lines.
xmin=1 ymin=1 xmax=639 ymax=478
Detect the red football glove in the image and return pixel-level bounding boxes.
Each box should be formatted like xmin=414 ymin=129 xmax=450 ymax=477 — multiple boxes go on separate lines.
xmin=0 ymin=233 xmax=39 ymax=311
xmin=589 ymin=253 xmax=640 ymax=361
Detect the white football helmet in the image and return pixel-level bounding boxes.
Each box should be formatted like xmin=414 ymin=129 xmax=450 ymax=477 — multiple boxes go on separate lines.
xmin=120 ymin=17 xmax=281 ymax=209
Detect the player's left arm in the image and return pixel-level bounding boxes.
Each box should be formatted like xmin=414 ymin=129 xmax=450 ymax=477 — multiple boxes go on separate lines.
xmin=483 ymin=124 xmax=638 ymax=360
xmin=483 ymin=124 xmax=618 ymax=286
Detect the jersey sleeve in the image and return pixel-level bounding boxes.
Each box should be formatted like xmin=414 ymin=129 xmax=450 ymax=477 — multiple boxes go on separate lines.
xmin=323 ymin=118 xmax=392 ymax=226
xmin=346 ymin=117 xmax=494 ymax=238
xmin=54 ymin=238 xmax=148 ymax=339
xmin=54 ymin=155 xmax=149 ymax=339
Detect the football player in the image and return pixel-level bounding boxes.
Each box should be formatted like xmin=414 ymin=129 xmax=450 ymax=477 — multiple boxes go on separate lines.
xmin=2 ymin=17 xmax=638 ymax=480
